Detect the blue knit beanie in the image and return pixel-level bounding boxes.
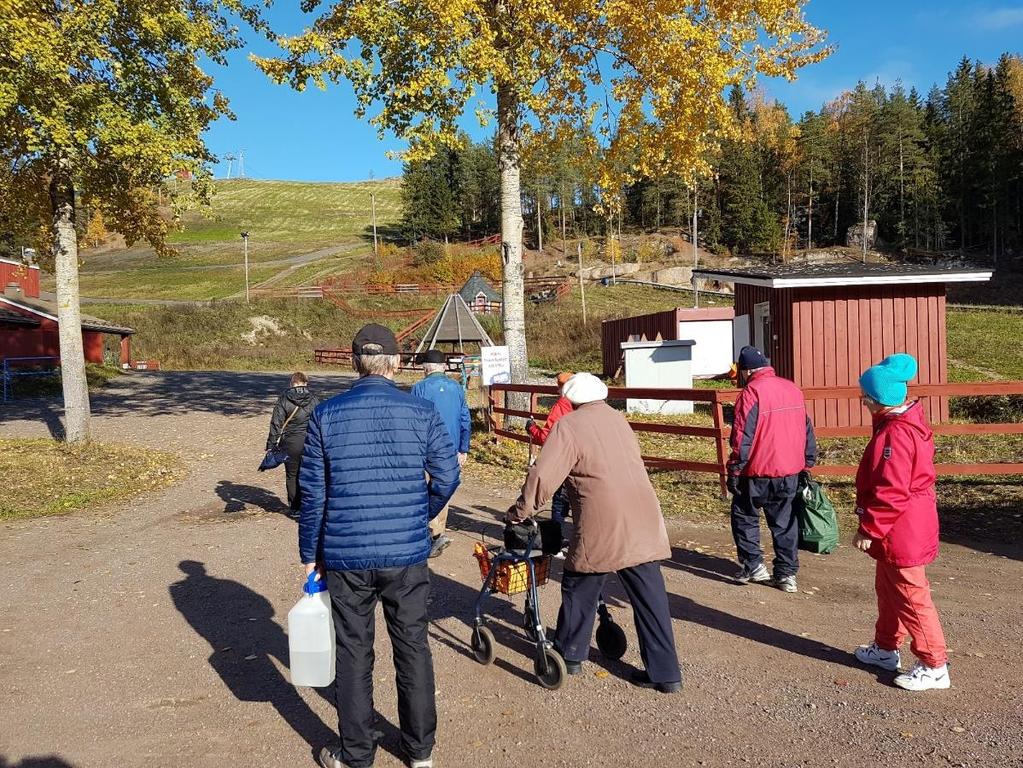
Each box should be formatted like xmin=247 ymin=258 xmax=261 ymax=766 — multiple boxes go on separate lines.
xmin=737 ymin=345 xmax=769 ymax=371
xmin=859 ymin=354 xmax=918 ymax=407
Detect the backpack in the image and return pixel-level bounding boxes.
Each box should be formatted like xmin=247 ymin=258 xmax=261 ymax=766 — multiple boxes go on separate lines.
xmin=795 ymin=475 xmax=840 ymax=554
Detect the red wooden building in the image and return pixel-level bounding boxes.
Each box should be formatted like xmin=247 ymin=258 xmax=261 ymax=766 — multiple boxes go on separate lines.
xmin=693 ymin=263 xmax=992 ymax=427
xmin=1 ymin=261 xmax=134 ymax=366
xmin=602 ymin=307 xmax=736 ymax=378
xmin=0 ymin=258 xmax=41 ymax=298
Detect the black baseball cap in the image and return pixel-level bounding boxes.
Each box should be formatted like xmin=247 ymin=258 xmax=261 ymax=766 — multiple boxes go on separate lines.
xmin=352 ymin=323 xmax=399 ymax=355
xmin=422 ymin=349 xmax=446 ymax=364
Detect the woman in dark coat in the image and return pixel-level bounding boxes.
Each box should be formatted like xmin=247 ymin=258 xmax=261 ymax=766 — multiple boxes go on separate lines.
xmin=266 ymin=372 xmax=320 ymax=516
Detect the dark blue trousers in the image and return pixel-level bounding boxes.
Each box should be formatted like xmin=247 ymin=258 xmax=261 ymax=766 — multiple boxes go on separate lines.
xmin=327 ymin=564 xmax=435 ymax=768
xmin=551 ymin=482 xmax=569 ymax=524
xmin=730 ymin=474 xmax=800 ymax=578
xmin=554 ymin=561 xmax=680 ymax=684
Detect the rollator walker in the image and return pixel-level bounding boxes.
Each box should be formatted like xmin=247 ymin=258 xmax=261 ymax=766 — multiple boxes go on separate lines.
xmin=470 ymin=519 xmax=628 ymax=689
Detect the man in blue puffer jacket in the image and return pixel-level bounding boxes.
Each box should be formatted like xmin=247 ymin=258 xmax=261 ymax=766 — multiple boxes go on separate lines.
xmin=299 ymin=323 xmax=460 ymax=768
xmin=411 ymin=348 xmax=471 ymax=559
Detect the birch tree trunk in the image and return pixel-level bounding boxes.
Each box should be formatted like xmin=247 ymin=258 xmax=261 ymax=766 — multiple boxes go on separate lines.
xmin=50 ymin=159 xmax=91 ymax=443
xmin=497 ymin=81 xmax=528 ymax=392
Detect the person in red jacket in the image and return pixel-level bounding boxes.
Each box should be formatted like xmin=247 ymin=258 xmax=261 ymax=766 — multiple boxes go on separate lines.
xmin=727 ymin=346 xmax=817 ymax=593
xmin=526 ymin=371 xmax=574 ymax=523
xmin=852 ymin=353 xmax=950 ymax=692
xmin=526 ymin=371 xmax=574 ymax=444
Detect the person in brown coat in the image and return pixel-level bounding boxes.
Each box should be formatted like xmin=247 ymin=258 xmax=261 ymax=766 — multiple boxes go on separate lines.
xmin=508 ymin=372 xmax=682 ymax=693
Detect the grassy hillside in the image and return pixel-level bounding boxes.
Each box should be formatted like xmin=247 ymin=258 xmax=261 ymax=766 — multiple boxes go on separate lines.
xmin=91 ymin=282 xmax=1023 ymax=381
xmin=59 ymin=178 xmax=401 ymax=301
xmin=90 ymin=284 xmax=699 ymax=371
xmin=167 ymin=178 xmax=402 ymax=246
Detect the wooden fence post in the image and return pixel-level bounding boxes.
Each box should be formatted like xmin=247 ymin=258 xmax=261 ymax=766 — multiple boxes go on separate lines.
xmin=712 ymin=396 xmax=729 ymax=498
xmin=527 ymin=391 xmax=539 ymax=464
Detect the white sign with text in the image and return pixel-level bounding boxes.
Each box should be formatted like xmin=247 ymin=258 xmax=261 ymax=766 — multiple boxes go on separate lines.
xmin=481 ymin=345 xmax=512 ymax=386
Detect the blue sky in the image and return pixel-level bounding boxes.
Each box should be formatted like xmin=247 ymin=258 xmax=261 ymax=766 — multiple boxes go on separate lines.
xmin=205 ymin=1 xmax=1023 ymax=182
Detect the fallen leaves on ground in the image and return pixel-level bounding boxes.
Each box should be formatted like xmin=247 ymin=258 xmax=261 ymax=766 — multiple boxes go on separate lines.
xmin=0 ymin=438 xmax=181 ymax=520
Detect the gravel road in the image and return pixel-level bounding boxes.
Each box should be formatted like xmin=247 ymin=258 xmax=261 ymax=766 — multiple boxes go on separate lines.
xmin=1 ymin=372 xmax=1021 ymax=768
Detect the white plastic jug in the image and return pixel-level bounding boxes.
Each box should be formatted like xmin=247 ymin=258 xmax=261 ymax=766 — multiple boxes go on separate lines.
xmin=287 ymin=572 xmax=336 ymax=687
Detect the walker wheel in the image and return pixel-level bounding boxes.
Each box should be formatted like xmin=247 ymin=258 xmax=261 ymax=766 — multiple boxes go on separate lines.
xmin=533 ymin=647 xmax=567 ymax=690
xmin=595 ymin=617 xmax=628 ymax=661
xmin=470 ymin=626 xmax=496 ymax=665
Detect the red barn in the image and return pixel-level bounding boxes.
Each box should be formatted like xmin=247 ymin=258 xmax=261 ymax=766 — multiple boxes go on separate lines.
xmin=0 ymin=258 xmax=41 ymax=298
xmin=692 ymin=263 xmax=992 ymax=427
xmin=1 ymin=262 xmax=134 ymax=367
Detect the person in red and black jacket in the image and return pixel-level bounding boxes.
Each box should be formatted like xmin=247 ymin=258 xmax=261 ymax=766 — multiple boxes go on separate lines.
xmin=852 ymin=353 xmax=950 ymax=692
xmin=727 ymin=346 xmax=817 ymax=593
xmin=526 ymin=371 xmax=574 ymax=524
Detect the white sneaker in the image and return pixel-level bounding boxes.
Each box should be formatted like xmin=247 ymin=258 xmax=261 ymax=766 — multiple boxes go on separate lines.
xmin=855 ymin=642 xmax=901 ymax=671
xmin=735 ymin=563 xmax=771 ymax=584
xmin=774 ymin=574 xmax=798 ymax=593
xmin=409 ymin=757 xmax=434 ymax=768
xmin=894 ymin=662 xmax=951 ymax=691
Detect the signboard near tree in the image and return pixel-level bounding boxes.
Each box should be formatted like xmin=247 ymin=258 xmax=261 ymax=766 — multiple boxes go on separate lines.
xmin=481 ymin=345 xmax=512 ymax=386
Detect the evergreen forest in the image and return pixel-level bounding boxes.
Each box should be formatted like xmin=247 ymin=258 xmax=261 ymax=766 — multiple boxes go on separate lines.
xmin=401 ymin=54 xmax=1023 ymax=261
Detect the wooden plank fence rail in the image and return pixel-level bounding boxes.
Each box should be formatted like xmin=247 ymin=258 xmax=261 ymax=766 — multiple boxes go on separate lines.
xmin=248 ymin=286 xmax=324 ymax=299
xmin=488 ymin=380 xmax=1023 ymax=494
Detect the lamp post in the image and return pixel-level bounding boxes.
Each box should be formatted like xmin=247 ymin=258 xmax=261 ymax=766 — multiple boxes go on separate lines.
xmin=241 ymin=231 xmax=250 ymax=303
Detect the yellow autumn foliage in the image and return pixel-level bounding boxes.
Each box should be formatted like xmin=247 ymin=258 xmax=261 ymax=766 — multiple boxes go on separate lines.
xmin=256 ymin=0 xmax=831 ymax=194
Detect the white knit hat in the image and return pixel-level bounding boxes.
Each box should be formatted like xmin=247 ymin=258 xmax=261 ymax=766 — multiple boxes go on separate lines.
xmin=562 ymin=372 xmax=608 ymax=405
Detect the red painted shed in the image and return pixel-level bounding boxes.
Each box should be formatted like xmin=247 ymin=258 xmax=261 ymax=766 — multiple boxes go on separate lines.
xmin=602 ymin=307 xmax=736 ymax=378
xmin=0 ymin=258 xmax=41 ymax=298
xmin=0 ymin=289 xmax=134 ymax=366
xmin=693 ymin=263 xmax=993 ymax=427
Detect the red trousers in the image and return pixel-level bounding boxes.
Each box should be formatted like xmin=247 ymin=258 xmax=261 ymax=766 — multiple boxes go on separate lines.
xmin=874 ymin=559 xmax=948 ymax=668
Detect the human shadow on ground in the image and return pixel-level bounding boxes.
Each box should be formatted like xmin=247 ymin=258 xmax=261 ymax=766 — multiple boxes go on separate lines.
xmin=0 ymin=757 xmax=78 ymax=768
xmin=662 ymin=546 xmax=739 ymax=585
xmin=168 ymin=560 xmax=336 ymax=759
xmin=664 ymin=591 xmax=868 ymax=672
xmin=446 ymin=504 xmax=506 ymax=541
xmin=215 ymin=480 xmax=291 ymax=515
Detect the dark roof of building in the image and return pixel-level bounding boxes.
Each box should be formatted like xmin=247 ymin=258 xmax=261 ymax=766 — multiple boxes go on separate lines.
xmin=0 ymin=295 xmax=134 ymax=335
xmin=0 ymin=306 xmax=40 ymax=327
xmin=693 ymin=262 xmax=993 ymax=288
xmin=416 ymin=293 xmax=495 ymax=351
xmin=458 ymin=271 xmax=502 ymax=303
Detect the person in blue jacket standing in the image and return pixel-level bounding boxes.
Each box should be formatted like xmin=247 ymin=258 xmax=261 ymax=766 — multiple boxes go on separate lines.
xmin=411 ymin=348 xmax=471 ymax=558
xmin=299 ymin=324 xmax=460 ymax=768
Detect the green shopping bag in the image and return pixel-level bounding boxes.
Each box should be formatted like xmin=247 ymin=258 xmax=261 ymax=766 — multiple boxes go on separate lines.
xmin=795 ymin=475 xmax=840 ymax=554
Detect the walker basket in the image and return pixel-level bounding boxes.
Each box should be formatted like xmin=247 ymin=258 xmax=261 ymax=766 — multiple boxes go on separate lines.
xmin=473 ymin=542 xmax=551 ymax=596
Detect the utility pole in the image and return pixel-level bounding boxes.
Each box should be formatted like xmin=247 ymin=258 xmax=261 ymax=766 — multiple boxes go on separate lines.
xmin=241 ymin=231 xmax=250 ymax=303
xmin=577 ymin=242 xmax=587 ymax=325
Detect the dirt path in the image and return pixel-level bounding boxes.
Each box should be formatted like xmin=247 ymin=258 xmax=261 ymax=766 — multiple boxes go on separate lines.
xmin=1 ymin=372 xmax=1021 ymax=768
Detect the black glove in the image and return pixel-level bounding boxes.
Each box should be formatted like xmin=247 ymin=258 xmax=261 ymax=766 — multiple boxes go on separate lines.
xmin=726 ymin=474 xmax=741 ymax=496
xmin=525 ymin=418 xmax=536 ymax=432
xmin=799 ymin=469 xmax=813 ymax=487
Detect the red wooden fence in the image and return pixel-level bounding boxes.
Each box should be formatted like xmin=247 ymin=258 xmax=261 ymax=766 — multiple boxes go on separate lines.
xmin=488 ymin=381 xmax=1023 ymax=495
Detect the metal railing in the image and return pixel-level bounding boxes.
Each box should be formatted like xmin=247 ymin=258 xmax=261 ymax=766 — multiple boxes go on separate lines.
xmin=2 ymin=356 xmax=61 ymax=403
